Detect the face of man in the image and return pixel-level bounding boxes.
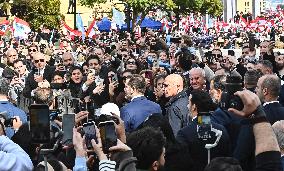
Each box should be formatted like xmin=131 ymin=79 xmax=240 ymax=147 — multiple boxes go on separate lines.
xmin=94 ymin=48 xmax=104 ymax=60
xmin=155 ymin=147 xmax=166 ymax=171
xmin=124 ymin=79 xmax=134 ymax=100
xmin=14 ymin=61 xmax=26 ymax=76
xmin=159 ymin=52 xmax=168 ymax=63
xmin=256 ymin=76 xmax=265 ymax=102
xmin=7 ymin=50 xmax=18 ymax=65
xmin=221 ymin=56 xmax=235 ymax=71
xmin=71 ymin=69 xmax=83 ymax=83
xmin=190 ymin=70 xmax=206 ymax=90
xmin=28 ymin=46 xmax=37 ymax=58
xmin=33 ymin=53 xmax=46 ymax=69
xmin=88 ymin=58 xmax=101 ymax=72
xmin=163 ymin=77 xmax=179 ymax=98
xmin=62 ymin=53 xmax=74 ymax=68
xmin=53 ymin=75 xmax=64 ymax=83
xmin=275 ymin=55 xmax=284 ymax=70
xmin=126 ymin=59 xmax=137 ymax=71
xmin=260 ymin=41 xmax=269 ymax=55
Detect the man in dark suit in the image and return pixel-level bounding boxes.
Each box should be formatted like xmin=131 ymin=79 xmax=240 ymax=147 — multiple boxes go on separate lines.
xmin=120 ymin=74 xmax=161 ymax=132
xmin=23 ymin=52 xmax=55 ymax=98
xmin=256 ymin=74 xmax=284 ymax=124
xmin=176 ymin=90 xmax=231 ymax=171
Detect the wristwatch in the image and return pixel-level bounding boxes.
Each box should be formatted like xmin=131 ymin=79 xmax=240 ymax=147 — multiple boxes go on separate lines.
xmin=241 ymin=105 xmax=268 ymax=125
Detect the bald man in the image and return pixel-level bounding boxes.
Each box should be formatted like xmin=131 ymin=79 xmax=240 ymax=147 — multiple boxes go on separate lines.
xmin=62 ymin=52 xmax=75 ymax=69
xmin=23 ymin=52 xmax=55 ymax=98
xmin=6 ymin=48 xmax=18 ymax=66
xmin=164 ymin=74 xmax=190 ymax=136
xmin=256 ymin=74 xmax=284 ymax=124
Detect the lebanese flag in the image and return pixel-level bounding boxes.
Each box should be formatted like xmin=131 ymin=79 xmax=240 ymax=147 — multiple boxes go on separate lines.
xmin=86 ymin=18 xmax=97 ymax=39
xmin=13 ymin=17 xmax=31 ymax=39
xmin=61 ymin=20 xmax=81 ymax=39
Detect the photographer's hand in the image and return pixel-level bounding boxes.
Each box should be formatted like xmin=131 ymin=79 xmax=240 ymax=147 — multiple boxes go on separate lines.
xmin=109 ymin=139 xmax=131 ymax=152
xmin=228 ymin=90 xmax=261 ymax=117
xmin=75 ymin=111 xmax=89 ymax=125
xmin=111 ymin=114 xmax=126 ymax=143
xmin=73 ymin=127 xmax=86 ymax=157
xmin=91 ymin=127 xmax=107 ymax=161
xmin=85 ymin=73 xmax=95 ymax=86
xmin=109 ymin=81 xmax=118 ymax=97
xmin=12 ymin=116 xmax=22 ymax=131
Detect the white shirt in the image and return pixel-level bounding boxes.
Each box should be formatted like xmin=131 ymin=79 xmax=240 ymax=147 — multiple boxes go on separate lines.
xmin=263 ymin=101 xmax=279 ymax=107
xmin=131 ymin=95 xmax=144 ymax=102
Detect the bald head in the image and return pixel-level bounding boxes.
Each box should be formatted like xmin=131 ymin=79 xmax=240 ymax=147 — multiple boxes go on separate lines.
xmin=62 ymin=52 xmax=74 ymax=67
xmin=163 ymin=74 xmax=184 ymax=97
xmin=33 ymin=52 xmax=46 ymax=69
xmin=6 ymin=48 xmax=18 ymax=65
xmin=256 ymin=74 xmax=281 ymax=102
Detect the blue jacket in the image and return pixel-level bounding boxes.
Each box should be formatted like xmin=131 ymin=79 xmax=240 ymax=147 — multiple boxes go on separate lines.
xmin=120 ymin=96 xmax=161 ymax=132
xmin=0 ymin=101 xmax=27 ymax=138
xmin=0 ymin=135 xmax=33 ymax=171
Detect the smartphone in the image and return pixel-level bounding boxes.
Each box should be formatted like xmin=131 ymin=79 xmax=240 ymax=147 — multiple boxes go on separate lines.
xmin=98 ymin=121 xmax=117 ymax=153
xmin=29 ymin=104 xmax=50 ymax=144
xmin=62 ymin=114 xmax=75 ymax=146
xmin=83 ymin=122 xmax=96 ymax=149
xmin=153 ymin=58 xmax=159 ymax=68
xmin=50 ymin=109 xmax=59 ymax=121
xmin=111 ymin=74 xmax=118 ymax=82
xmin=197 ymin=115 xmax=212 ymax=140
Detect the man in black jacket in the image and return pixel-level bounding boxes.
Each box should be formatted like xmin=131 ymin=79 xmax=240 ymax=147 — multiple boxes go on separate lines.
xmin=23 ymin=52 xmax=55 ymax=98
xmin=256 ymin=74 xmax=284 ymax=124
xmin=176 ymin=90 xmax=231 ymax=171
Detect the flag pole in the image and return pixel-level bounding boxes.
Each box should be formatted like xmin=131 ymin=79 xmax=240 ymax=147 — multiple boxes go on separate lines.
xmin=74 ymin=0 xmax=77 ymax=29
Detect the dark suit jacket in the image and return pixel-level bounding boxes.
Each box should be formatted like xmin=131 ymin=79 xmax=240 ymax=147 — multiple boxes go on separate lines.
xmin=23 ymin=65 xmax=55 ymax=98
xmin=263 ymin=102 xmax=284 ymax=124
xmin=176 ymin=118 xmax=231 ymax=171
xmin=120 ymin=96 xmax=162 ymax=132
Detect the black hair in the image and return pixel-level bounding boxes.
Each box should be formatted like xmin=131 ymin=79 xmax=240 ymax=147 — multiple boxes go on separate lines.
xmin=86 ymin=54 xmax=101 ymax=66
xmin=190 ymin=90 xmax=217 ymax=114
xmin=127 ymin=127 xmax=166 ymax=170
xmin=204 ymin=157 xmax=242 ymax=171
xmin=127 ymin=74 xmax=146 ymax=94
xmin=177 ymin=50 xmax=193 ymax=72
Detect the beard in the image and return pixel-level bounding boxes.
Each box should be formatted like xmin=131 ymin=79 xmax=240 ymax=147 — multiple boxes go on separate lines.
xmin=276 ymin=63 xmax=284 ymax=70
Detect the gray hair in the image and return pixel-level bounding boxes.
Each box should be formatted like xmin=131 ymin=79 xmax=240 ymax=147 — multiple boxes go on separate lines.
xmin=261 ymin=75 xmax=281 ymax=98
xmin=189 ymin=67 xmax=206 ymax=78
xmin=0 ymin=78 xmax=10 ymax=96
xmin=272 ymin=120 xmax=284 ymax=150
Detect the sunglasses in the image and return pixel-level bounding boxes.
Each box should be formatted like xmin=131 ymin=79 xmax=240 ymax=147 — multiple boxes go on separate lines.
xmin=29 ymin=49 xmax=37 ymax=52
xmin=34 ymin=59 xmax=45 ymax=63
xmin=127 ymin=61 xmax=135 ymax=65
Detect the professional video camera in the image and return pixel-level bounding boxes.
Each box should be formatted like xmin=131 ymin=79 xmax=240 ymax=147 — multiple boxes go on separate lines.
xmin=220 ymin=75 xmax=244 ymax=111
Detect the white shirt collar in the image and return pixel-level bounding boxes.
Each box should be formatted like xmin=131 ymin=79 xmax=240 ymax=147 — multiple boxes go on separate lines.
xmin=263 ymin=101 xmax=279 ymax=107
xmin=131 ymin=95 xmax=144 ymax=101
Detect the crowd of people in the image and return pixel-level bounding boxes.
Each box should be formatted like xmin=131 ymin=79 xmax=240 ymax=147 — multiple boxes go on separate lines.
xmin=1 ymin=9 xmax=284 ymax=171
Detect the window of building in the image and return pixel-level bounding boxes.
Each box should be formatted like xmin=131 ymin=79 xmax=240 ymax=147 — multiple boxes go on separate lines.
xmin=247 ymin=2 xmax=249 ymax=6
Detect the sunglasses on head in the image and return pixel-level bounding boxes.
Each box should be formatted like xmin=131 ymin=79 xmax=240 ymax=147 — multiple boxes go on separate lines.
xmin=34 ymin=59 xmax=45 ymax=63
xmin=29 ymin=49 xmax=37 ymax=52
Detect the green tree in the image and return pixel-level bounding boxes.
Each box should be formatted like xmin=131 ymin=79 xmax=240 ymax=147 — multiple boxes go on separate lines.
xmin=200 ymin=0 xmax=223 ymax=16
xmin=10 ymin=0 xmax=61 ymax=29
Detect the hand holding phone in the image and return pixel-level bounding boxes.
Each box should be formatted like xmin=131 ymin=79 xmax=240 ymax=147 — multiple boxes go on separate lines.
xmin=83 ymin=122 xmax=97 ymax=149
xmin=98 ymin=121 xmax=117 ymax=154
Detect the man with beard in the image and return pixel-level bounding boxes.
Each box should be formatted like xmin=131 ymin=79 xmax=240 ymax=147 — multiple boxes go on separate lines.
xmin=260 ymin=40 xmax=276 ymax=72
xmin=275 ymin=54 xmax=284 ymax=81
xmin=120 ymin=74 xmax=161 ymax=132
xmin=62 ymin=52 xmax=75 ymax=70
xmin=256 ymin=74 xmax=284 ymax=124
xmin=220 ymin=55 xmax=241 ymax=77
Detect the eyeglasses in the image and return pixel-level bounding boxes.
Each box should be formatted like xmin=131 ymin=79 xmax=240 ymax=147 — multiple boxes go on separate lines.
xmin=127 ymin=61 xmax=135 ymax=65
xmin=89 ymin=63 xmax=99 ymax=66
xmin=28 ymin=49 xmax=37 ymax=52
xmin=34 ymin=59 xmax=45 ymax=63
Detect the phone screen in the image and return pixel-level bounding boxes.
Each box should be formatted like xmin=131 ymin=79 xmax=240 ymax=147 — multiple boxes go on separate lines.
xmin=99 ymin=121 xmax=117 ymax=153
xmin=145 ymin=71 xmax=153 ymax=79
xmin=83 ymin=122 xmax=96 ymax=149
xmin=62 ymin=114 xmax=75 ymax=146
xmin=29 ymin=104 xmax=50 ymax=143
xmin=111 ymin=74 xmax=118 ymax=82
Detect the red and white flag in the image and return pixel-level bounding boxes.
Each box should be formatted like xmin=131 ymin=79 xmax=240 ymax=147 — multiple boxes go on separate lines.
xmin=86 ymin=18 xmax=97 ymax=39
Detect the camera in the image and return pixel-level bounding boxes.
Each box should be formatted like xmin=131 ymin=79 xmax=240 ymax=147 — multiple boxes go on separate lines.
xmin=220 ymin=75 xmax=244 ymax=111
xmin=0 ymin=112 xmax=16 ymax=127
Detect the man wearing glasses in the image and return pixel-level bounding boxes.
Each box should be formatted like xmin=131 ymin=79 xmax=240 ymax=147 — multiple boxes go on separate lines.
xmin=23 ymin=52 xmax=55 ymax=98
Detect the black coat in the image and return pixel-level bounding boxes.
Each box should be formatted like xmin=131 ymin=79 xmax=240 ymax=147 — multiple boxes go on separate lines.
xmin=263 ymin=102 xmax=284 ymax=124
xmin=23 ymin=65 xmax=55 ymax=98
xmin=176 ymin=118 xmax=232 ymax=171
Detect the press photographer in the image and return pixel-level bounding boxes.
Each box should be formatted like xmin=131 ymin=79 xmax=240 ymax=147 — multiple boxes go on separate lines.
xmin=176 ymin=90 xmax=231 ymax=171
